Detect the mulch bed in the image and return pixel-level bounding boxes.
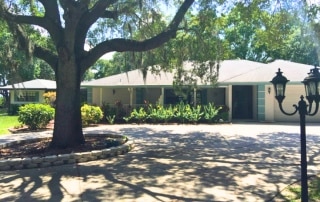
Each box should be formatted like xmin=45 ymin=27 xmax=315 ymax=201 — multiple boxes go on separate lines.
xmin=2 ymin=121 xmax=127 ymax=160
xmin=0 ymin=136 xmax=121 ymax=160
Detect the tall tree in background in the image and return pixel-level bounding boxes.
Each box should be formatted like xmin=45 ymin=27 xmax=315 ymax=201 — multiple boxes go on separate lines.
xmin=0 ymin=20 xmax=54 ymax=106
xmin=0 ymin=0 xmax=195 ymax=148
xmin=107 ymin=5 xmax=230 ymax=87
xmin=106 ymin=0 xmax=319 ymax=77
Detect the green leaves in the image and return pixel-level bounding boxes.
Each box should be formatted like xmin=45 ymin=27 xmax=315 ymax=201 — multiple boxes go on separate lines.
xmin=18 ymin=103 xmax=55 ymax=130
xmin=81 ymin=104 xmax=103 ymax=126
xmin=124 ymin=102 xmax=224 ymax=124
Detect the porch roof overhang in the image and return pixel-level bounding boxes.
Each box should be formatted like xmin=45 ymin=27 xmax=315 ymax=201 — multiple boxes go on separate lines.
xmin=219 ymin=60 xmax=313 ymax=84
xmin=81 ymin=69 xmax=175 ymax=88
xmin=0 ymin=79 xmax=56 ymax=90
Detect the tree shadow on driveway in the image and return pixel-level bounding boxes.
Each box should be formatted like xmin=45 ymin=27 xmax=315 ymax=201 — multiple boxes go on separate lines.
xmin=0 ymin=125 xmax=319 ymax=201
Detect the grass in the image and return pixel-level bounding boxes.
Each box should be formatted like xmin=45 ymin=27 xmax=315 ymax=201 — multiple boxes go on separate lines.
xmin=276 ymin=175 xmax=320 ymax=201
xmin=0 ymin=108 xmax=20 ymax=135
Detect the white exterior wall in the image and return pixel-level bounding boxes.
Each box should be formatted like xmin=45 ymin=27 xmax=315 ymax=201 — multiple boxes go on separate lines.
xmin=265 ymin=84 xmax=275 ymax=122
xmin=103 ymin=88 xmax=131 ymax=105
xmin=91 ymin=88 xmax=101 ymax=106
xmin=226 ymin=85 xmax=232 ymax=122
xmin=252 ymin=85 xmax=258 ymax=120
xmin=91 ymin=88 xmax=132 ymax=106
xmin=274 ymin=85 xmax=320 ymax=122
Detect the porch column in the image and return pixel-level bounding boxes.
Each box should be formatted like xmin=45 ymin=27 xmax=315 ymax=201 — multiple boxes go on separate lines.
xmin=265 ymin=84 xmax=275 ymax=122
xmin=159 ymin=87 xmax=164 ymax=105
xmin=193 ymin=88 xmax=197 ymax=107
xmin=99 ymin=88 xmax=103 ymax=106
xmin=128 ymin=88 xmax=133 ymax=106
xmin=226 ymin=85 xmax=232 ymax=122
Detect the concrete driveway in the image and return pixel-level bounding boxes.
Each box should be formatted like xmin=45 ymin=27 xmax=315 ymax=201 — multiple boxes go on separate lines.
xmin=0 ymin=123 xmax=319 ymax=201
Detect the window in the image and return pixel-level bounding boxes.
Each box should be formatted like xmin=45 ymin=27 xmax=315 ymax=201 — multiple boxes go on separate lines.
xmin=15 ymin=91 xmax=39 ymax=102
xmin=164 ymin=89 xmax=203 ymax=105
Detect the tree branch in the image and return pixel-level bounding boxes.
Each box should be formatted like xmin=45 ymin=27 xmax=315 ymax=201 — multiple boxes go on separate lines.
xmin=80 ymin=0 xmax=195 ymax=71
xmin=7 ymin=15 xmax=47 ymax=27
xmin=75 ymin=0 xmax=118 ymax=57
xmin=34 ymin=45 xmax=58 ymax=72
xmin=80 ymin=0 xmax=118 ymax=27
xmin=0 ymin=1 xmax=58 ymax=73
xmin=0 ymin=1 xmax=62 ymax=45
xmin=38 ymin=0 xmax=61 ymax=27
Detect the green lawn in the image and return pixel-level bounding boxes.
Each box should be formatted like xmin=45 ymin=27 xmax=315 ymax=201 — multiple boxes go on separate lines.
xmin=279 ymin=175 xmax=320 ymax=201
xmin=0 ymin=108 xmax=20 ymax=135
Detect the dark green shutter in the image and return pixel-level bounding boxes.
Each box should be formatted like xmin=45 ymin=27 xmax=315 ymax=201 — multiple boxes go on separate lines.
xmin=201 ymin=89 xmax=207 ymax=105
xmin=136 ymin=88 xmax=145 ymax=104
xmin=35 ymin=92 xmax=39 ymax=102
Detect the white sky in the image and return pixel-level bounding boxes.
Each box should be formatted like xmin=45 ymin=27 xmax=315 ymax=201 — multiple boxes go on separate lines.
xmin=84 ymin=43 xmax=114 ymax=60
xmin=307 ymin=0 xmax=320 ymax=5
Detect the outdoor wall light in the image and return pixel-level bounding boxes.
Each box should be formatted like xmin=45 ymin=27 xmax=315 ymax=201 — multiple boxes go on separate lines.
xmin=268 ymin=87 xmax=271 ymax=94
xmin=270 ymin=65 xmax=320 ymax=202
xmin=112 ymin=89 xmax=116 ymax=95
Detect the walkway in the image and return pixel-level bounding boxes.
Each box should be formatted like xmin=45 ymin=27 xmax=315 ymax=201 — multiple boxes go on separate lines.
xmin=0 ymin=123 xmax=319 ymax=201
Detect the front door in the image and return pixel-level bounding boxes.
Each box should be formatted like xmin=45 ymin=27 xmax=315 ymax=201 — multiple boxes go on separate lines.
xmin=232 ymin=86 xmax=253 ymax=119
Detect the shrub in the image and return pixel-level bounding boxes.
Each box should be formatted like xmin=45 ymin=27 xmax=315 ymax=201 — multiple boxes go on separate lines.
xmin=43 ymin=91 xmax=56 ymax=107
xmin=124 ymin=107 xmax=147 ymax=123
xmin=173 ymin=101 xmax=188 ymax=123
xmin=124 ymin=102 xmax=224 ymax=124
xmin=18 ymin=104 xmax=55 ymax=130
xmin=106 ymin=115 xmax=115 ymax=124
xmin=81 ymin=104 xmax=103 ymax=126
xmin=217 ymin=105 xmax=229 ymax=122
xmin=186 ymin=105 xmax=203 ymax=123
xmin=202 ymin=103 xmax=221 ymax=123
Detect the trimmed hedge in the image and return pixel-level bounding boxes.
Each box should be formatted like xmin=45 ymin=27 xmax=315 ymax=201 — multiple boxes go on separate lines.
xmin=81 ymin=104 xmax=103 ymax=126
xmin=18 ymin=104 xmax=55 ymax=130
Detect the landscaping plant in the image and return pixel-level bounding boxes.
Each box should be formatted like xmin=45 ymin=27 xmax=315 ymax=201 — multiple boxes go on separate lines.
xmin=202 ymin=103 xmax=221 ymax=123
xmin=187 ymin=105 xmax=203 ymax=123
xmin=43 ymin=91 xmax=56 ymax=107
xmin=81 ymin=104 xmax=103 ymax=126
xmin=124 ymin=102 xmax=222 ymax=124
xmin=124 ymin=107 xmax=148 ymax=124
xmin=106 ymin=115 xmax=116 ymax=124
xmin=18 ymin=104 xmax=55 ymax=130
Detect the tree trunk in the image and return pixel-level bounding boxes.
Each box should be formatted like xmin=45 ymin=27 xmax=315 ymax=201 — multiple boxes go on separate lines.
xmin=50 ymin=57 xmax=85 ymax=148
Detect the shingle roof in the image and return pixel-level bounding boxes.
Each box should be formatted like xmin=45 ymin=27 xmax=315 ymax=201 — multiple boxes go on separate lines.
xmin=0 ymin=79 xmax=56 ymax=90
xmin=3 ymin=60 xmax=312 ymax=90
xmin=82 ymin=69 xmax=174 ymax=87
xmin=82 ymin=59 xmax=273 ymax=87
xmin=221 ymin=60 xmax=314 ymax=84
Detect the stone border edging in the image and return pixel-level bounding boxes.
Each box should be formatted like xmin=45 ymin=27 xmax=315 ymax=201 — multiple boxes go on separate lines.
xmin=0 ymin=134 xmax=134 ymax=171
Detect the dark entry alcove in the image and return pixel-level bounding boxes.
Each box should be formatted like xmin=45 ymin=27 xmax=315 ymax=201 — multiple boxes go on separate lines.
xmin=232 ymin=85 xmax=253 ymax=119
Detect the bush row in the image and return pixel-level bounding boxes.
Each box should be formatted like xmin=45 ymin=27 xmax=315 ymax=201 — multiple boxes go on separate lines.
xmin=18 ymin=104 xmax=55 ymax=130
xmin=123 ymin=102 xmax=228 ymax=124
xmin=17 ymin=103 xmax=103 ymax=130
xmin=16 ymin=102 xmax=228 ymax=129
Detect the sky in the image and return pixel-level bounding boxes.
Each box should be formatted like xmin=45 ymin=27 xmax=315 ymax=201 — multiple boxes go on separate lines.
xmin=308 ymin=0 xmax=320 ymax=5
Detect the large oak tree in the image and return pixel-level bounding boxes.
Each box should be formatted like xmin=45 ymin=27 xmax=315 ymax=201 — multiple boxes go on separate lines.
xmin=0 ymin=0 xmax=195 ymax=148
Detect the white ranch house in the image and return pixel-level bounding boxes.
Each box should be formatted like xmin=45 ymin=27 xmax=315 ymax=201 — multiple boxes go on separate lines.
xmin=1 ymin=60 xmax=318 ymax=122
xmin=82 ymin=59 xmax=320 ymax=122
xmin=0 ymin=79 xmax=56 ymax=105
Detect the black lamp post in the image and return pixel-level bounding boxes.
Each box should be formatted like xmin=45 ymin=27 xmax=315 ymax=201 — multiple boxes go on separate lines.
xmin=271 ymin=66 xmax=320 ymax=202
